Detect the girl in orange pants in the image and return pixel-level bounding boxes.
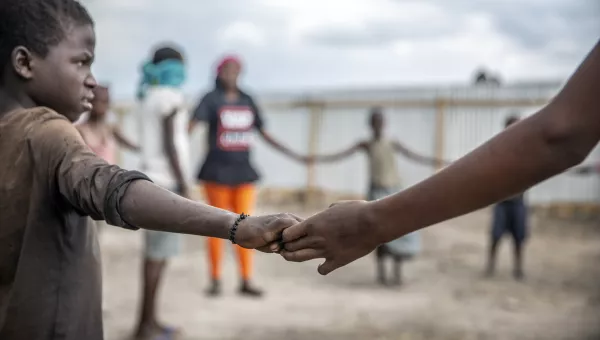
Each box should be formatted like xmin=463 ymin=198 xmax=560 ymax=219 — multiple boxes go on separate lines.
xmin=190 ymin=56 xmax=304 ymax=297
xmin=203 ymin=182 xmax=263 ymax=297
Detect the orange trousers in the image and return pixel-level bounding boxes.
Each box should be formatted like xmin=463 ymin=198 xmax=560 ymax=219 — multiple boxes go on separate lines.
xmin=203 ymin=182 xmax=255 ymax=281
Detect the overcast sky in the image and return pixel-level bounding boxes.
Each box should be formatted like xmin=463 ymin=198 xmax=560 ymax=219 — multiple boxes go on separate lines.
xmin=84 ymin=0 xmax=599 ymax=100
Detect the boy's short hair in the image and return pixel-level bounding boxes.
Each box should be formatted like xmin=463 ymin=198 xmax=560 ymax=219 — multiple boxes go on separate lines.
xmin=0 ymin=0 xmax=93 ymax=78
xmin=152 ymin=46 xmax=184 ymax=65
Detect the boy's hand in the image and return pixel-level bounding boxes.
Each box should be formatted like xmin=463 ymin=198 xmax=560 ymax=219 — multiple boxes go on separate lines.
xmin=279 ymin=200 xmax=386 ymax=275
xmin=236 ymin=213 xmax=304 ymax=253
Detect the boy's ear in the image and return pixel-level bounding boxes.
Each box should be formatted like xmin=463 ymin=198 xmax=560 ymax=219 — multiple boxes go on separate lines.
xmin=11 ymin=46 xmax=35 ymax=80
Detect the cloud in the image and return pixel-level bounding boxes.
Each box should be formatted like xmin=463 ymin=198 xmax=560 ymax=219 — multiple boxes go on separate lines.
xmin=303 ymin=1 xmax=460 ymax=47
xmin=218 ymin=21 xmax=267 ymax=47
xmin=82 ymin=0 xmax=599 ymax=99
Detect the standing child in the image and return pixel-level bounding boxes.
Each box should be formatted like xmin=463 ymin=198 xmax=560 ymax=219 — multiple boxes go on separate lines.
xmin=0 ymin=2 xmax=301 ymax=338
xmin=134 ymin=45 xmax=192 ymax=340
xmin=485 ymin=115 xmax=529 ymax=281
xmin=189 ymin=56 xmax=304 ymax=297
xmin=308 ymin=107 xmax=445 ymax=286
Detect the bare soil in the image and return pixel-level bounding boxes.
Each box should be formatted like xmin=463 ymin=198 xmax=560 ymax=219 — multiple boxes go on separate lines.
xmin=101 ymin=206 xmax=600 ymax=340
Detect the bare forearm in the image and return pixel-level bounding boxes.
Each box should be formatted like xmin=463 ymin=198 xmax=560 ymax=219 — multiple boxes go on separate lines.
xmin=165 ymin=146 xmax=186 ymax=189
xmin=163 ymin=118 xmax=187 ymax=190
xmin=121 ymin=180 xmax=236 ymax=237
xmin=261 ymin=130 xmax=300 ymax=159
xmin=313 ymin=153 xmax=349 ymax=163
xmin=370 ymin=41 xmax=600 ymax=242
xmin=269 ymin=139 xmax=297 ymax=158
xmin=313 ymin=144 xmax=360 ymax=163
xmin=413 ymin=154 xmax=442 ymax=167
xmin=396 ymin=143 xmax=442 ymax=167
xmin=371 ymin=113 xmax=587 ymax=241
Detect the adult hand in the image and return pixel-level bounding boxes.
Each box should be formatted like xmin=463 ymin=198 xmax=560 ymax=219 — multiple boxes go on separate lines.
xmin=236 ymin=213 xmax=304 ymax=253
xmin=279 ymin=200 xmax=387 ymax=275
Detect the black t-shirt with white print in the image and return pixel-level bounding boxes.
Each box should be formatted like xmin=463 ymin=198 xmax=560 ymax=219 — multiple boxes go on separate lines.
xmin=193 ymin=89 xmax=264 ymax=185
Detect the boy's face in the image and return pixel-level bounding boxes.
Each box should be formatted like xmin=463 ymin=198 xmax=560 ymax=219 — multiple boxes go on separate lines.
xmin=219 ymin=62 xmax=240 ymax=89
xmin=370 ymin=112 xmax=384 ymax=135
xmin=26 ymin=24 xmax=97 ymax=122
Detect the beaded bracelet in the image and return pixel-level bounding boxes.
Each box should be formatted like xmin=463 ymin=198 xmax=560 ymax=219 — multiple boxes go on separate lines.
xmin=229 ymin=213 xmax=249 ymax=244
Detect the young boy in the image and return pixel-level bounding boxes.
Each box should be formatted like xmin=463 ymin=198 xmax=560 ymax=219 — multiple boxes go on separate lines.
xmin=485 ymin=115 xmax=529 ymax=280
xmin=0 ymin=1 xmax=300 ymax=339
xmin=308 ymin=107 xmax=446 ymax=286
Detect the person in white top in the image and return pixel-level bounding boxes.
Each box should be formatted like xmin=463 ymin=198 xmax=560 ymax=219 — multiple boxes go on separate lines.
xmin=133 ymin=45 xmax=189 ymax=340
xmin=139 ymin=86 xmax=191 ymax=192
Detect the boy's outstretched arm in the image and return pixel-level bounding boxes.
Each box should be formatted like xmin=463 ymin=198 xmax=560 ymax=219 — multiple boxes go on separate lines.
xmin=32 ymin=113 xmax=300 ymax=252
xmin=392 ymin=140 xmax=447 ymax=167
xmin=280 ymin=39 xmax=600 ymax=275
xmin=120 ymin=181 xmax=300 ymax=251
xmin=309 ymin=142 xmax=367 ymax=163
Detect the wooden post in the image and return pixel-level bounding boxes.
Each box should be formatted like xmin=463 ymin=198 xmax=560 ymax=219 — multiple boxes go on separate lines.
xmin=305 ymin=101 xmax=324 ymax=208
xmin=434 ymin=98 xmax=446 ymax=171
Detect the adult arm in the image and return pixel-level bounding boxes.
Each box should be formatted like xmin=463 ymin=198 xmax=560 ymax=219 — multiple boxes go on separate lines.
xmin=281 ymin=39 xmax=600 ymax=274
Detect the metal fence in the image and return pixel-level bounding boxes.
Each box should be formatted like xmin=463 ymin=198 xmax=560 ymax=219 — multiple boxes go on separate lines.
xmin=115 ymin=81 xmax=600 ymax=206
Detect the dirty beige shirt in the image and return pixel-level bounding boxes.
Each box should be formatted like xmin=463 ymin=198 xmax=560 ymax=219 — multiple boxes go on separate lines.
xmin=365 ymin=138 xmax=400 ymax=189
xmin=0 ymin=107 xmax=149 ymax=340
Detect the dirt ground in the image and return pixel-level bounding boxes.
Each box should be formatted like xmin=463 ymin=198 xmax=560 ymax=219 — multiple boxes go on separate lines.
xmin=100 ymin=205 xmax=600 ymax=340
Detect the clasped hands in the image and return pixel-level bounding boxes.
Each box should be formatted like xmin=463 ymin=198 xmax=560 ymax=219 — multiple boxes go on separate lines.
xmin=236 ymin=200 xmax=388 ymax=275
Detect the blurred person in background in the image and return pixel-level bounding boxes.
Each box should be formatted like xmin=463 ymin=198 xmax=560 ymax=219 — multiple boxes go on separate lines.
xmin=484 ymin=115 xmax=529 ymax=281
xmin=76 ymin=85 xmax=140 ymax=168
xmin=189 ymin=55 xmax=304 ymax=297
xmin=76 ymin=84 xmax=140 ymax=317
xmin=134 ymin=45 xmax=189 ymax=340
xmin=306 ymin=107 xmax=447 ymax=286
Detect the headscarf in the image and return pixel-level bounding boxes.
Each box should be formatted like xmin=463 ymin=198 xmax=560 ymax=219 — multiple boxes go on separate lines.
xmin=137 ymin=59 xmax=186 ymax=100
xmin=216 ymin=55 xmax=242 ymax=75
